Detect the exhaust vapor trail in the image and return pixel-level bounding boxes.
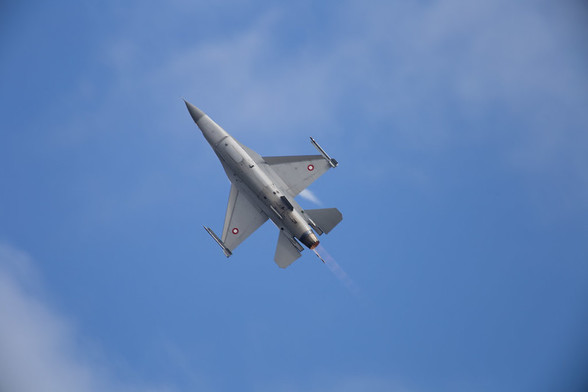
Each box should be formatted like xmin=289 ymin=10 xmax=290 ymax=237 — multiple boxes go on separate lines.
xmin=314 ymin=244 xmax=360 ymax=296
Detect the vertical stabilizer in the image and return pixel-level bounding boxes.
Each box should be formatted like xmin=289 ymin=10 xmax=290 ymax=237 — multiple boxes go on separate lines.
xmin=274 ymin=232 xmax=303 ymax=268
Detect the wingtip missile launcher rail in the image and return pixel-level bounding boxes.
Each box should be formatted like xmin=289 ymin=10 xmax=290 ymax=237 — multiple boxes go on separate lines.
xmin=310 ymin=137 xmax=338 ymax=168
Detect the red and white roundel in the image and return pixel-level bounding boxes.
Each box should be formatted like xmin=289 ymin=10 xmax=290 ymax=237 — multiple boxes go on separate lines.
xmin=307 ymin=164 xmax=315 ymax=171
xmin=232 ymin=228 xmax=239 ymax=235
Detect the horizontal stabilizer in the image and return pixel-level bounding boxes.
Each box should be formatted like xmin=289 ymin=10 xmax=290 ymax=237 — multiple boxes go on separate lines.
xmin=305 ymin=208 xmax=343 ymax=235
xmin=274 ymin=232 xmax=302 ymax=268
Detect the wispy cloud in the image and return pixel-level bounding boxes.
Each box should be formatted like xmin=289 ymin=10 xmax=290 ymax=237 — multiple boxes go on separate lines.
xmin=53 ymin=0 xmax=588 ymax=217
xmin=0 ymin=244 xmax=173 ymax=392
xmin=97 ymin=0 xmax=588 ymax=166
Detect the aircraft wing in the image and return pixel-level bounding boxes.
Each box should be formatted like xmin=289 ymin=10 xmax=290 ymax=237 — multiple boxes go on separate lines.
xmin=262 ymin=155 xmax=331 ymax=196
xmin=221 ymin=185 xmax=268 ymax=252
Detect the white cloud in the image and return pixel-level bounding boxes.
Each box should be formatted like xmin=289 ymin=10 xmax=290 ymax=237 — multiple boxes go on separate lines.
xmin=64 ymin=0 xmax=588 ymax=213
xmin=150 ymin=8 xmax=338 ymax=140
xmin=0 ymin=244 xmax=173 ymax=392
xmin=140 ymin=0 xmax=587 ymax=160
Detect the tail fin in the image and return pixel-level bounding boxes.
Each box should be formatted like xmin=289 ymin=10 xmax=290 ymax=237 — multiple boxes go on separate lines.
xmin=305 ymin=208 xmax=343 ymax=235
xmin=274 ymin=231 xmax=303 ymax=268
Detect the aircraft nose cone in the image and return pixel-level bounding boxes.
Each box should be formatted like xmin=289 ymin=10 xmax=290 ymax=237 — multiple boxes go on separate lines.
xmin=184 ymin=99 xmax=205 ymax=123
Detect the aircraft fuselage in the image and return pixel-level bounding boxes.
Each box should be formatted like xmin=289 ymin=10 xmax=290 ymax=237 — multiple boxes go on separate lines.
xmin=192 ymin=105 xmax=319 ymax=249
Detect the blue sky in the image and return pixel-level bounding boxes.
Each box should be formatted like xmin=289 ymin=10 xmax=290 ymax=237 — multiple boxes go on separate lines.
xmin=1 ymin=1 xmax=588 ymax=391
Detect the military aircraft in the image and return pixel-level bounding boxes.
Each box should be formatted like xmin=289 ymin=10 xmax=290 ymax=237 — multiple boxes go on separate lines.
xmin=184 ymin=100 xmax=342 ymax=268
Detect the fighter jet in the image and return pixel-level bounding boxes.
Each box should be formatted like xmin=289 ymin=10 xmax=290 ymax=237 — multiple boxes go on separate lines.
xmin=184 ymin=100 xmax=342 ymax=268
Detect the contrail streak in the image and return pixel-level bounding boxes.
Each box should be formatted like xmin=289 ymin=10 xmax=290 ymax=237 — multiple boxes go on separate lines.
xmin=314 ymin=244 xmax=360 ymax=296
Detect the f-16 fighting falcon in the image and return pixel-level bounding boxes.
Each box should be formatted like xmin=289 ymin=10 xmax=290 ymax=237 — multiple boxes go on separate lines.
xmin=184 ymin=100 xmax=342 ymax=268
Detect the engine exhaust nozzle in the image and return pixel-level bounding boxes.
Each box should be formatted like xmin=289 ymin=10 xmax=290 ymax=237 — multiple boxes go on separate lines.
xmin=299 ymin=230 xmax=320 ymax=250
